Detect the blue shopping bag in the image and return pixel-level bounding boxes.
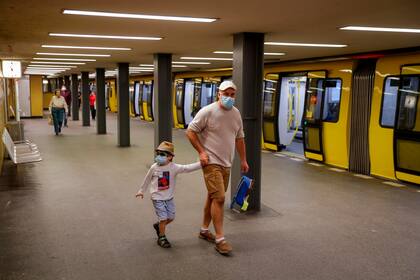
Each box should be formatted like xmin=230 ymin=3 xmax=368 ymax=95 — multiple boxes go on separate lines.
xmin=230 ymin=175 xmax=254 ymax=211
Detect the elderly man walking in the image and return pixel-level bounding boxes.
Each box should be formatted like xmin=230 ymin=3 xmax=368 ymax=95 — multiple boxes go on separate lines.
xmin=187 ymin=81 xmax=249 ymax=255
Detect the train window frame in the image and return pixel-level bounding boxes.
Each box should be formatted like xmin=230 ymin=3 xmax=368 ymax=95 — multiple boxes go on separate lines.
xmin=322 ymin=78 xmax=342 ymax=123
xmin=396 ymin=75 xmax=420 ymax=132
xmin=379 ymin=75 xmax=401 ymax=129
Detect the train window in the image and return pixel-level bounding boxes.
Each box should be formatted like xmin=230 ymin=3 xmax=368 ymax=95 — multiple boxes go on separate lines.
xmin=175 ymin=79 xmax=184 ymax=108
xmin=304 ymin=78 xmax=324 ymax=123
xmin=263 ymin=78 xmax=278 ymax=118
xmin=396 ymin=76 xmax=419 ymax=131
xmin=201 ymin=82 xmax=217 ymax=107
xmin=322 ymin=79 xmax=342 ymax=122
xmin=380 ymin=76 xmax=400 ymax=128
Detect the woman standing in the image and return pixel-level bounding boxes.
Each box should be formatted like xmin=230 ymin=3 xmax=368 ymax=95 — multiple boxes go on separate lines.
xmin=89 ymin=91 xmax=96 ymax=120
xmin=49 ymin=89 xmax=68 ymax=135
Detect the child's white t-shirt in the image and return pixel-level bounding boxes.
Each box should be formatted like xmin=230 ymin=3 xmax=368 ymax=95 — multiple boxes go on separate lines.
xmin=138 ymin=162 xmax=201 ymax=201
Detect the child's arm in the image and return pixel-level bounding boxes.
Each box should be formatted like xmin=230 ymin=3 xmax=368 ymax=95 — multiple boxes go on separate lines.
xmin=174 ymin=162 xmax=202 ymax=174
xmin=135 ymin=166 xmax=154 ymax=199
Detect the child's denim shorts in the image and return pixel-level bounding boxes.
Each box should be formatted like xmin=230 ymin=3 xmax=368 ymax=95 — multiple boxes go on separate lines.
xmin=152 ymin=198 xmax=175 ymax=221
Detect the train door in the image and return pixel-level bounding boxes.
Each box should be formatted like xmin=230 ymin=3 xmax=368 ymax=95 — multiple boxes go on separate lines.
xmin=174 ymin=79 xmax=185 ymax=127
xmin=302 ymin=71 xmax=326 ymax=161
xmin=277 ymin=74 xmax=307 ymax=155
xmin=129 ymin=83 xmax=135 ymax=116
xmin=143 ymin=81 xmax=154 ymax=121
xmin=133 ymin=81 xmax=141 ymax=116
xmin=262 ymin=74 xmax=280 ymax=150
xmin=394 ymin=75 xmax=420 ymax=184
xmin=183 ymin=78 xmax=202 ymax=126
xmin=17 ymin=76 xmax=31 ymax=117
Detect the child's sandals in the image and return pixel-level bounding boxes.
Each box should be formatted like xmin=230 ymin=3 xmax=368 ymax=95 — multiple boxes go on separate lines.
xmin=157 ymin=235 xmax=171 ymax=248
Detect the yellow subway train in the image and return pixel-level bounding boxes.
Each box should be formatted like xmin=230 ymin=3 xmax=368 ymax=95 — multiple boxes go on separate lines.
xmin=106 ymin=52 xmax=420 ymax=185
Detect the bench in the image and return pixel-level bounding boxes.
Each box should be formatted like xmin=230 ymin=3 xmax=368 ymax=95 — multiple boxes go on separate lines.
xmin=2 ymin=128 xmax=42 ymax=164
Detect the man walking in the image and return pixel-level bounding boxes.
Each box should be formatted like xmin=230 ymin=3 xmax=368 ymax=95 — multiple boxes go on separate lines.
xmin=186 ymin=81 xmax=249 ymax=255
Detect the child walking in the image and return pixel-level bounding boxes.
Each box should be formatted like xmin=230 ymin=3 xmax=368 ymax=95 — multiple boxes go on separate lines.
xmin=135 ymin=141 xmax=201 ymax=248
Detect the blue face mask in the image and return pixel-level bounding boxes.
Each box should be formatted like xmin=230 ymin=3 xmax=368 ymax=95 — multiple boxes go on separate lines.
xmin=155 ymin=155 xmax=168 ymax=165
xmin=221 ymin=95 xmax=235 ymax=110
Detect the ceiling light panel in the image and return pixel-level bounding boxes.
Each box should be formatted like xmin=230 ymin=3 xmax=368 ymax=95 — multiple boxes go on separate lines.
xmin=213 ymin=51 xmax=285 ymax=56
xmin=30 ymin=61 xmax=86 ymax=65
xmin=50 ymin=33 xmax=162 ymax=40
xmin=37 ymin=52 xmax=110 ymax=57
xmin=181 ymin=57 xmax=233 ymax=61
xmin=28 ymin=65 xmax=76 ymax=68
xmin=63 ymin=9 xmax=217 ymax=23
xmin=33 ymin=57 xmax=96 ymax=61
xmin=172 ymin=61 xmax=211 ymax=65
xmin=42 ymin=45 xmax=131 ymax=51
xmin=340 ymin=26 xmax=420 ymax=33
xmin=264 ymin=42 xmax=347 ymax=48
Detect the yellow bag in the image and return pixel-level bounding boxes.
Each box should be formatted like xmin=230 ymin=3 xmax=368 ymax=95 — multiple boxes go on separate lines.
xmin=48 ymin=115 xmax=53 ymax=125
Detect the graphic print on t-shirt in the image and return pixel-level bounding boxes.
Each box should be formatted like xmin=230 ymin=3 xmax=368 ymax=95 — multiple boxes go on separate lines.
xmin=158 ymin=171 xmax=170 ymax=191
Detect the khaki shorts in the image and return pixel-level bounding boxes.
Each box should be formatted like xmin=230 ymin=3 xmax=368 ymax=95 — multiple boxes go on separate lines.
xmin=203 ymin=164 xmax=231 ymax=199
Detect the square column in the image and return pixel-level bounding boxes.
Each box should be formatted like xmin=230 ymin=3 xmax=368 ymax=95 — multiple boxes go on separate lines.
xmin=81 ymin=71 xmax=90 ymax=126
xmin=231 ymin=32 xmax=264 ymax=211
xmin=117 ymin=63 xmax=130 ymax=147
xmin=96 ymin=68 xmax=106 ymax=134
xmin=71 ymin=74 xmax=79 ymax=121
xmin=153 ymin=53 xmax=173 ymax=148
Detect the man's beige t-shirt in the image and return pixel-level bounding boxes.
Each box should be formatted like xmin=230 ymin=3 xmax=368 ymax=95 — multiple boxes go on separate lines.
xmin=188 ymin=102 xmax=244 ymax=168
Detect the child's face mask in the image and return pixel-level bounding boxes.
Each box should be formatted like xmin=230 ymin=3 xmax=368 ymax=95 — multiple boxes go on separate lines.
xmin=155 ymin=153 xmax=169 ymax=165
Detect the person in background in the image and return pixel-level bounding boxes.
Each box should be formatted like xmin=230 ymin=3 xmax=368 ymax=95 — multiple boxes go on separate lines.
xmin=49 ymin=89 xmax=68 ymax=136
xmin=89 ymin=91 xmax=96 ymax=120
xmin=61 ymin=86 xmax=71 ymax=127
xmin=63 ymin=86 xmax=71 ymax=117
xmin=78 ymin=92 xmax=81 ymax=109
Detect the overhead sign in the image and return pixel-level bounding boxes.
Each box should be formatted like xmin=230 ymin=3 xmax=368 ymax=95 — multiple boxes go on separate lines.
xmin=2 ymin=60 xmax=22 ymax=78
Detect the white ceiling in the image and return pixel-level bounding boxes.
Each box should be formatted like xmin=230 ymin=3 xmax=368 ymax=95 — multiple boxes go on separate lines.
xmin=1 ymin=0 xmax=420 ymax=75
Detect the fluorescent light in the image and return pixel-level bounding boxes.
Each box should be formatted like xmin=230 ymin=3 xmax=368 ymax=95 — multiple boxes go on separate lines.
xmin=172 ymin=61 xmax=211 ymax=65
xmin=213 ymin=51 xmax=233 ymax=54
xmin=139 ymin=64 xmax=154 ymax=67
xmin=213 ymin=51 xmax=285 ymax=56
xmin=340 ymin=26 xmax=420 ymax=33
xmin=41 ymin=45 xmax=131 ymax=51
xmin=62 ymin=9 xmax=217 ymax=23
xmin=30 ymin=61 xmax=86 ymax=65
xmin=33 ymin=57 xmax=96 ymax=62
xmin=172 ymin=65 xmax=187 ymax=68
xmin=27 ymin=67 xmax=72 ymax=70
xmin=181 ymin=57 xmax=232 ymax=61
xmin=264 ymin=42 xmax=347 ymax=48
xmin=49 ymin=33 xmax=162 ymax=41
xmin=26 ymin=69 xmax=68 ymax=71
xmin=128 ymin=67 xmax=154 ymax=71
xmin=36 ymin=52 xmax=111 ymax=57
xmin=28 ymin=64 xmax=77 ymax=68
xmin=264 ymin=52 xmax=286 ymax=56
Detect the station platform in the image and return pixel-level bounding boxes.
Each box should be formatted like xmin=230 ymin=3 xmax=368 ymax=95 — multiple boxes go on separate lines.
xmin=1 ymin=113 xmax=419 ymax=280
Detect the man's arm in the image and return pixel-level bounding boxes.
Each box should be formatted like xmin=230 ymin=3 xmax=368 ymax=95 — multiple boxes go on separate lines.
xmin=235 ymin=138 xmax=249 ymax=173
xmin=186 ymin=129 xmax=209 ymax=166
